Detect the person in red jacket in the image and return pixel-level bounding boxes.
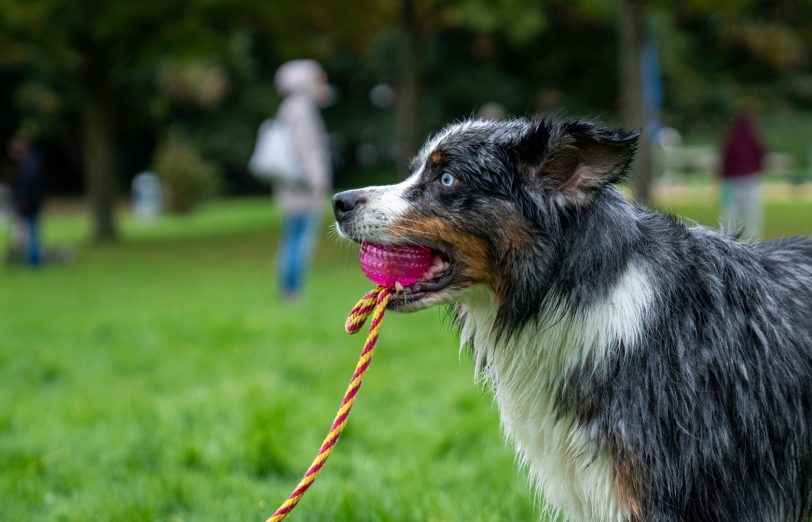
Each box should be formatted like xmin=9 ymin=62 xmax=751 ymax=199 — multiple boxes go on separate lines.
xmin=719 ymin=112 xmax=765 ymax=239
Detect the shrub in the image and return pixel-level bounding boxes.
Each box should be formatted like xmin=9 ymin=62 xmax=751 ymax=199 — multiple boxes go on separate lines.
xmin=153 ymin=133 xmax=220 ymax=213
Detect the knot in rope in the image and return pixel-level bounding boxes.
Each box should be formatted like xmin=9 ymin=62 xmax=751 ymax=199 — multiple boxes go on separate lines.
xmin=266 ymin=285 xmax=392 ymax=522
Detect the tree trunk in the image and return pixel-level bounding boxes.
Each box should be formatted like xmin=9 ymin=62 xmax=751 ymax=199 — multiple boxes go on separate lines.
xmin=618 ymin=0 xmax=652 ymax=205
xmin=396 ymin=0 xmax=420 ymax=176
xmin=80 ymin=80 xmax=118 ymax=241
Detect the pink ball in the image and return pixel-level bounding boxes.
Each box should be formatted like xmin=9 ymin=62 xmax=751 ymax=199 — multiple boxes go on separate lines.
xmin=359 ymin=242 xmax=433 ymax=288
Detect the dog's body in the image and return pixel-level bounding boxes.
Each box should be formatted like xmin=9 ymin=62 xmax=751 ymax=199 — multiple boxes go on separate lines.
xmin=333 ymin=117 xmax=812 ymax=521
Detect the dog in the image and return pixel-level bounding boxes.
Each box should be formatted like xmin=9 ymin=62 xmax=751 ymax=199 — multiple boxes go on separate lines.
xmin=332 ymin=116 xmax=812 ymax=521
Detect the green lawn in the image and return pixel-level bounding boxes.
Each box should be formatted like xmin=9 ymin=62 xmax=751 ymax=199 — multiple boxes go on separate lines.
xmin=1 ymin=194 xmax=809 ymax=522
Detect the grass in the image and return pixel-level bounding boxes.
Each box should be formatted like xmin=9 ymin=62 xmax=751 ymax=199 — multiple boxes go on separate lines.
xmin=0 ymin=192 xmax=809 ymax=522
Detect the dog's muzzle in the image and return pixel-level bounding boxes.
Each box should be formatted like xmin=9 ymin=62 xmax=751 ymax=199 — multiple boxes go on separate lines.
xmin=332 ymin=189 xmax=368 ymax=222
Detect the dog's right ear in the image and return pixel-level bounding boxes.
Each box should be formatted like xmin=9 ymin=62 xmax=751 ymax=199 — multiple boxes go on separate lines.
xmin=516 ymin=119 xmax=639 ymax=203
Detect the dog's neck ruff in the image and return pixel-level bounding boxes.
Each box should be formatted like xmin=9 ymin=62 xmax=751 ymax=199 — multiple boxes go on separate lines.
xmin=458 ymin=262 xmax=654 ymax=521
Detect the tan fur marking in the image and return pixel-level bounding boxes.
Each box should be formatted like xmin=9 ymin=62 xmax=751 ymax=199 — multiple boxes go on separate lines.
xmin=612 ymin=457 xmax=646 ymax=521
xmin=391 ymin=215 xmax=493 ymax=284
xmin=503 ymin=215 xmax=532 ymax=251
xmin=429 ymin=150 xmax=445 ymax=167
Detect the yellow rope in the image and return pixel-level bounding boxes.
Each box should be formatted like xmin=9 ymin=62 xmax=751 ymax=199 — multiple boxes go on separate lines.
xmin=266 ymin=286 xmax=391 ymax=522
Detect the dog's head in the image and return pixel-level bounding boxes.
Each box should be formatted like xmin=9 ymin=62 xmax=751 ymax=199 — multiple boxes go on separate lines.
xmin=333 ymin=117 xmax=638 ymax=322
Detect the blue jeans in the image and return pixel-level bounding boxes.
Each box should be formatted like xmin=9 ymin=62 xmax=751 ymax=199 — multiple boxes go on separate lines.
xmin=24 ymin=215 xmax=41 ymax=266
xmin=278 ymin=212 xmax=321 ymax=296
xmin=721 ymin=174 xmax=761 ymax=240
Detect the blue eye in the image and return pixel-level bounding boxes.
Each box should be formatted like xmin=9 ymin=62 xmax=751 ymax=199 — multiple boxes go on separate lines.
xmin=440 ymin=172 xmax=455 ymax=187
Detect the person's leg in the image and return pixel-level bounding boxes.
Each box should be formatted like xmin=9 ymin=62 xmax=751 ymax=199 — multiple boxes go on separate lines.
xmin=282 ymin=212 xmax=322 ymax=297
xmin=292 ymin=212 xmax=322 ymax=290
xmin=26 ymin=214 xmax=41 ymax=266
xmin=742 ymin=174 xmax=762 ymax=240
xmin=721 ymin=179 xmax=738 ymax=235
xmin=6 ymin=216 xmax=22 ymax=263
xmin=278 ymin=214 xmax=307 ymax=298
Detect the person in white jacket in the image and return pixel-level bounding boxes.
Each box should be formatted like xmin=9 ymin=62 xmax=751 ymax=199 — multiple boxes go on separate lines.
xmin=273 ymin=60 xmax=332 ymax=299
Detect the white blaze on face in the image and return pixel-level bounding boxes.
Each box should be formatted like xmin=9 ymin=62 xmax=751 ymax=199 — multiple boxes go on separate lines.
xmin=336 ymin=170 xmax=421 ymax=244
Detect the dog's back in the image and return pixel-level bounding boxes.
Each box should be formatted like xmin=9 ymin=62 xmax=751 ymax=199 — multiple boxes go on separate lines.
xmin=603 ymin=227 xmax=812 ymax=521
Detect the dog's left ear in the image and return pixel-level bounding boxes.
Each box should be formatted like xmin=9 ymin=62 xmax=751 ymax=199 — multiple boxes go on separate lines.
xmin=518 ymin=119 xmax=639 ymax=201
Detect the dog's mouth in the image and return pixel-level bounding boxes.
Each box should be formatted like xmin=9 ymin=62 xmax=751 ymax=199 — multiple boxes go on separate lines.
xmin=354 ymin=240 xmax=456 ymax=311
xmin=387 ymin=246 xmax=455 ymax=311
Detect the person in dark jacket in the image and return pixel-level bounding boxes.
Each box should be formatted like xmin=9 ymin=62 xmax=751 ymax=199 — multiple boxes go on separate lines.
xmin=719 ymin=112 xmax=765 ymax=239
xmin=7 ymin=134 xmax=44 ymax=266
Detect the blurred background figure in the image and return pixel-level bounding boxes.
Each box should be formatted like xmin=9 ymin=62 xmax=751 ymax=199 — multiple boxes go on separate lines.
xmin=131 ymin=171 xmax=163 ymax=223
xmin=6 ymin=133 xmax=44 ymax=266
xmin=719 ymin=111 xmax=765 ymax=240
xmin=0 ymin=157 xmax=9 ymax=225
xmin=478 ymin=102 xmax=507 ymax=121
xmin=272 ymin=59 xmax=332 ymax=301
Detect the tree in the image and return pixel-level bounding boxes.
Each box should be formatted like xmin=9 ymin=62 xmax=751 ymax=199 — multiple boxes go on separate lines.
xmin=397 ymin=0 xmax=421 ymax=170
xmin=397 ymin=0 xmax=546 ymax=168
xmin=618 ymin=0 xmax=653 ymax=204
xmin=0 ymin=0 xmax=273 ymax=241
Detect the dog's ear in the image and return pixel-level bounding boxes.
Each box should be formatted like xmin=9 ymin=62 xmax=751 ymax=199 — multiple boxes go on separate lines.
xmin=517 ymin=119 xmax=639 ymax=202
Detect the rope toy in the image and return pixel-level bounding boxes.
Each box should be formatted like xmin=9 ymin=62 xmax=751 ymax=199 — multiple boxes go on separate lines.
xmin=266 ymin=285 xmax=392 ymax=522
xmin=266 ymin=241 xmax=434 ymax=520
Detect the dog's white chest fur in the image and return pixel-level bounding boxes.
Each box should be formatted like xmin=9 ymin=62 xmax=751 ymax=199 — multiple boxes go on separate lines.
xmin=458 ymin=264 xmax=653 ymax=522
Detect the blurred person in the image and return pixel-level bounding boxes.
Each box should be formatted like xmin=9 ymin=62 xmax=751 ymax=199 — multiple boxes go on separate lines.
xmin=719 ymin=111 xmax=765 ymax=239
xmin=273 ymin=60 xmax=332 ymax=300
xmin=6 ymin=133 xmax=44 ymax=266
xmin=0 ymin=158 xmax=10 ymax=223
xmin=478 ymin=102 xmax=507 ymax=121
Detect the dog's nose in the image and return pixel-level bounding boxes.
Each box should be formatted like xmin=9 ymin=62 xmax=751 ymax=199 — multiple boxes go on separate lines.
xmin=332 ymin=190 xmax=367 ymax=221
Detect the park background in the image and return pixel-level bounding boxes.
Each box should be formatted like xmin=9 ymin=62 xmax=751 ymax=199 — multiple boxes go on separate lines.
xmin=1 ymin=1 xmax=811 ymax=521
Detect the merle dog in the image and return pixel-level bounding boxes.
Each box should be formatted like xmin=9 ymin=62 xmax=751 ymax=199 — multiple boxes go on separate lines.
xmin=332 ymin=117 xmax=812 ymax=521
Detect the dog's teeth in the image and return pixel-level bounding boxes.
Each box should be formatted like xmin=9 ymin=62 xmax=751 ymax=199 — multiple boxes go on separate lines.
xmin=395 ymin=282 xmax=404 ymax=292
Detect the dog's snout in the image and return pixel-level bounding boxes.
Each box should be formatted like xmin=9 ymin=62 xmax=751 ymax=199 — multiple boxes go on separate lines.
xmin=332 ymin=190 xmax=367 ymax=221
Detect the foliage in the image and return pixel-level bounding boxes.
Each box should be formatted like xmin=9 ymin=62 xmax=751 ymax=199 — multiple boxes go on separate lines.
xmin=1 ymin=0 xmax=812 ymax=208
xmin=0 ymin=0 xmax=281 ymax=238
xmin=153 ymin=133 xmax=220 ymax=213
xmin=656 ymin=0 xmax=812 ymax=126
